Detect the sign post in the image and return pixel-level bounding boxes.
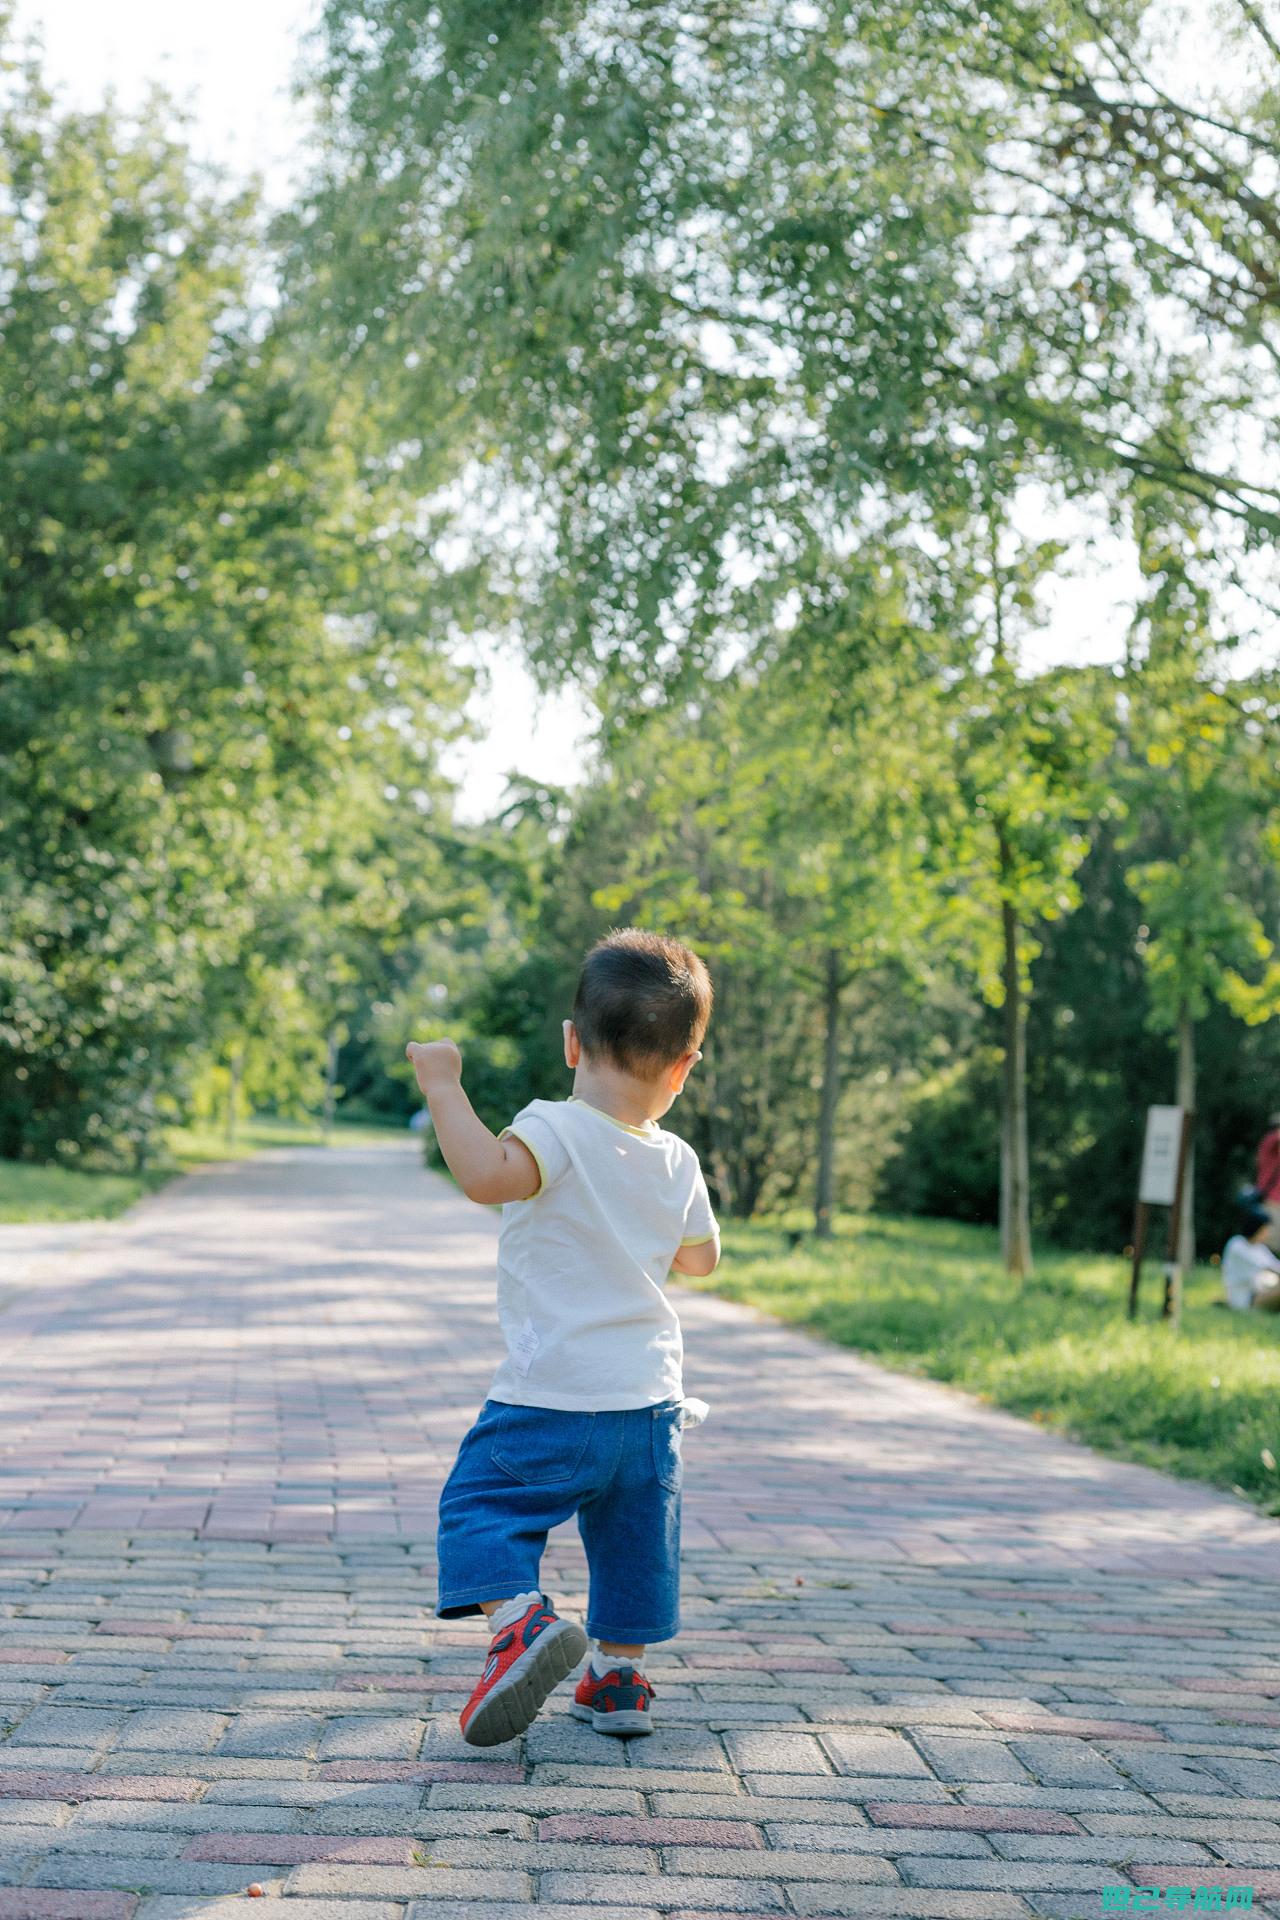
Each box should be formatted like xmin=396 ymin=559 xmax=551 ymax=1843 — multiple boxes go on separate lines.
xmin=1128 ymin=1105 xmax=1193 ymax=1322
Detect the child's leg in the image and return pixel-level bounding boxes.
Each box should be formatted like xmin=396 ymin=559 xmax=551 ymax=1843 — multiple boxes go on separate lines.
xmin=570 ymin=1402 xmax=682 ymax=1734
xmin=576 ymin=1401 xmax=682 ymax=1648
xmin=436 ymin=1402 xmax=597 ymax=1745
xmin=435 ymin=1401 xmax=591 ymax=1619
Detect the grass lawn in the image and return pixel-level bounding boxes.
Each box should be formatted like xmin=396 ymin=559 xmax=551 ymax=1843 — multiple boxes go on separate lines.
xmin=0 ymin=1116 xmax=407 ymax=1225
xmin=682 ymin=1210 xmax=1280 ymax=1515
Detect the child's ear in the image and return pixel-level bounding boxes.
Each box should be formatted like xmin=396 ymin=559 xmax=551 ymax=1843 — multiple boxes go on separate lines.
xmin=563 ymin=1020 xmax=581 ymax=1068
xmin=671 ymin=1048 xmax=702 ymax=1091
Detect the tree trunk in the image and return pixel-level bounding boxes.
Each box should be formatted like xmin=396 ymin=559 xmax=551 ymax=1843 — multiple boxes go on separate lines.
xmin=323 ymin=1029 xmax=340 ymax=1139
xmin=1176 ymin=1003 xmax=1196 ymax=1273
xmin=225 ymin=1049 xmax=243 ymax=1148
xmin=999 ymin=889 xmax=1033 ymax=1278
xmin=814 ymin=947 xmax=842 ymax=1238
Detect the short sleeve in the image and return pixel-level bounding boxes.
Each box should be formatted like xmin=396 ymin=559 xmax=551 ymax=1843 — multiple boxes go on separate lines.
xmin=680 ymin=1159 xmax=720 ymax=1247
xmin=501 ymin=1104 xmax=571 ymax=1198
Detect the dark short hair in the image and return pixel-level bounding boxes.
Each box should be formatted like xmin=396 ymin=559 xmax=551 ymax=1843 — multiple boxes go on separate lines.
xmin=572 ymin=929 xmax=712 ymax=1075
xmin=1240 ymin=1202 xmax=1272 ymax=1238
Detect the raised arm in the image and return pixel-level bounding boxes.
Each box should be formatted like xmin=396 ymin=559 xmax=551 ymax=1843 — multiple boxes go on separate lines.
xmin=406 ymin=1040 xmax=540 ymax=1204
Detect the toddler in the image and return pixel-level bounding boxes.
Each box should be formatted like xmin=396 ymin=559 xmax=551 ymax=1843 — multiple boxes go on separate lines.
xmin=406 ymin=928 xmax=719 ymax=1746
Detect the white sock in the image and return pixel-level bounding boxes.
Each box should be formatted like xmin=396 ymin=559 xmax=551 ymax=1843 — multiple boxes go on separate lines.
xmin=488 ymin=1589 xmax=542 ymax=1633
xmin=591 ymin=1645 xmax=644 ymax=1677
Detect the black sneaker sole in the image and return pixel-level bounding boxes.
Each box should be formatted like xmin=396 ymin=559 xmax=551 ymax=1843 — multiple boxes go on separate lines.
xmin=461 ymin=1617 xmax=589 ymax=1748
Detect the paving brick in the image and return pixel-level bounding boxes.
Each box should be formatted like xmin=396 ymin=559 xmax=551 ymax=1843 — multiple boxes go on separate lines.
xmin=608 ymin=1729 xmax=731 ymax=1772
xmin=952 ymin=1785 xmax=1156 ymax=1814
xmin=0 ymin=1898 xmax=138 ymax=1919
xmin=94 ymin=1624 xmax=249 ymax=1642
xmin=1 ymin=1820 xmax=184 ymax=1854
xmin=120 ymin=1753 xmax=307 ymax=1783
xmin=666 ymin=1847 xmax=900 ymax=1881
xmin=901 ymin=1858 xmax=1116 ymax=1889
xmin=1080 ymin=1813 xmax=1280 ymax=1842
xmin=1124 ymin=1868 xmax=1280 ymax=1895
xmin=540 ymin=1878 xmax=788 ymax=1911
xmin=1107 ymin=1749 xmax=1231 ymax=1793
xmin=912 ymin=1736 xmax=1033 ymax=1784
xmin=866 ymin=1803 xmax=1080 ymax=1834
xmin=285 ymin=1862 xmax=529 ymax=1897
xmin=112 ymin=1713 xmax=226 ymax=1753
xmin=71 ymin=1802 xmax=299 ymax=1834
xmin=428 ymin=1784 xmax=646 ymax=1815
xmin=309 ymin=1806 xmax=530 ymax=1840
xmin=1159 ymin=1793 xmax=1280 ymax=1819
xmin=0 ymin=1774 xmax=203 ymax=1803
xmin=322 ymin=1759 xmax=522 ymax=1784
xmin=202 ymin=1779 xmax=422 ymax=1807
xmin=646 ymin=1792 xmax=854 ymax=1822
xmin=0 ymin=1750 xmax=102 ymax=1774
xmin=454 ymin=1832 xmax=654 ymax=1873
xmin=214 ymin=1712 xmax=321 ymax=1757
xmin=181 ymin=1831 xmax=419 ymax=1862
xmin=1006 ymin=1737 xmax=1124 ymax=1788
xmin=6 ymin=1709 xmax=121 ymax=1749
xmin=763 ymin=1824 xmax=992 ymax=1856
xmin=722 ymin=1733 xmax=830 ymax=1775
xmin=540 ymin=1816 xmax=765 ymax=1848
xmin=137 ymin=1906 xmax=404 ymax=1920
xmin=983 ymin=1712 xmax=1164 ymax=1741
xmin=0 ymin=1804 xmax=67 ymax=1828
xmin=742 ymin=1774 xmax=950 ymax=1803
xmin=988 ymin=1833 xmax=1212 ymax=1863
xmin=1204 ymin=1841 xmax=1280 ymax=1865
xmin=820 ymin=1732 xmax=934 ymax=1778
xmin=317 ymin=1715 xmax=425 ymax=1759
xmin=25 ymin=1862 xmax=263 ymax=1895
xmin=785 ymin=1896 xmax=1032 ymax=1918
xmin=403 ymin=1909 xmax=661 ymax=1920
xmin=1206 ymin=1756 xmax=1280 ymax=1796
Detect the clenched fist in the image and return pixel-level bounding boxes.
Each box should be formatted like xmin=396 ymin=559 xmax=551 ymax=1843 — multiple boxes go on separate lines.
xmin=406 ymin=1038 xmax=463 ymax=1094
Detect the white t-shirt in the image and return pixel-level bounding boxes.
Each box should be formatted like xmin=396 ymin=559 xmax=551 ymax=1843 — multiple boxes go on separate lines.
xmin=1222 ymin=1234 xmax=1280 ymax=1311
xmin=486 ymin=1095 xmax=720 ymax=1412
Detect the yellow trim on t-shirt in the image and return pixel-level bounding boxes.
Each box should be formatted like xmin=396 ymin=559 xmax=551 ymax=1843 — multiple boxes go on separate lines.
xmin=501 ymin=1127 xmax=548 ymax=1196
xmin=568 ymin=1095 xmax=657 ymax=1139
xmin=679 ymin=1231 xmax=718 ymax=1247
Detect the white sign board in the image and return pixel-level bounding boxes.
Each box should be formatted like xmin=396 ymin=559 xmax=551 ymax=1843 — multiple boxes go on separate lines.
xmin=1139 ymin=1105 xmax=1185 ymax=1206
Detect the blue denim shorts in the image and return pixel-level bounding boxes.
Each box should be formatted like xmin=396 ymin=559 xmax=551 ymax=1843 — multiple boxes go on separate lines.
xmin=435 ymin=1398 xmax=683 ymax=1644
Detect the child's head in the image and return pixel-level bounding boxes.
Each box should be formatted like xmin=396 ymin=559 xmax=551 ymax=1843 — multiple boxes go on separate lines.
xmin=567 ymin=928 xmax=712 ymax=1104
xmin=1240 ymin=1202 xmax=1272 ymax=1244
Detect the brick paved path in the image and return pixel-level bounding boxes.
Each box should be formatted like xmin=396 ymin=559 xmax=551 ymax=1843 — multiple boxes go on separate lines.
xmin=2 ymin=1143 xmax=1280 ymax=1920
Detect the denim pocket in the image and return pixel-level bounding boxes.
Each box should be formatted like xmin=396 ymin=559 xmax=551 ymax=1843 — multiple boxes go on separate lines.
xmin=651 ymin=1403 xmax=684 ymax=1493
xmin=490 ymin=1404 xmax=594 ymax=1486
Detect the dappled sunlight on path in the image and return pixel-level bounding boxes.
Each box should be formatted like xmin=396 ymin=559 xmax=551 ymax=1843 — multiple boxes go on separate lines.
xmin=2 ymin=1150 xmax=1280 ymax=1914
xmin=0 ymin=1144 xmax=1276 ymax=1575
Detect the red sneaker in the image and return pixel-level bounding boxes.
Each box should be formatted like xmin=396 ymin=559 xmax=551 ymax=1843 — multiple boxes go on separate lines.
xmin=570 ymin=1661 xmax=656 ymax=1737
xmin=459 ymin=1595 xmax=588 ymax=1748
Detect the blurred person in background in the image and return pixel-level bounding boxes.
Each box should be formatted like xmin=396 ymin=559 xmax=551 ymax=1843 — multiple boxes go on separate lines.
xmin=1222 ymin=1200 xmax=1280 ymax=1312
xmin=1256 ymin=1114 xmax=1280 ymax=1250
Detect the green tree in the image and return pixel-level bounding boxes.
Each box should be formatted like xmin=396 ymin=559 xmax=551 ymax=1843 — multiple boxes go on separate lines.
xmin=844 ymin=519 xmax=1120 ymax=1274
xmin=296 ymin=0 xmax=1280 ymax=701
xmin=1125 ymin=669 xmax=1280 ymax=1295
xmin=0 ymin=42 xmax=466 ymax=1161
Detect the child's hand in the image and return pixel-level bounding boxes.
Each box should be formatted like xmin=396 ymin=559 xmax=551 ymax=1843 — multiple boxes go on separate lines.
xmin=406 ymin=1038 xmax=463 ymax=1095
